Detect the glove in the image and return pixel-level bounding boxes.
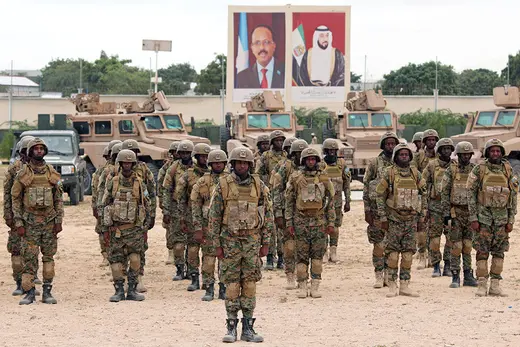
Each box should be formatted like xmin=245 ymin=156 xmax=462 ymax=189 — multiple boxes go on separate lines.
xmin=506 ymin=223 xmax=513 ymax=233
xmin=92 ymin=209 xmax=98 ymax=218
xmin=344 ymin=203 xmax=351 ymax=213
xmin=381 ymin=221 xmax=389 ymax=231
xmin=216 ymin=247 xmax=224 ymax=259
xmin=103 ymin=231 xmax=110 ymax=246
xmin=194 ymin=230 xmax=205 ymax=244
xmin=364 ymin=211 xmax=373 ymax=226
xmin=471 ymin=221 xmax=480 ymax=232
xmin=443 ymin=216 xmax=451 ymax=226
xmin=259 ymin=245 xmax=269 ymax=257
xmin=163 ymin=215 xmax=171 ymax=224
xmin=275 ymin=217 xmax=284 ymax=229
xmin=5 ymin=219 xmax=13 ymax=228
xmin=325 ymin=226 xmax=335 ymax=235
xmin=286 ymin=226 xmax=295 ymax=237
xmin=17 ymin=226 xmax=25 ymax=237
xmin=53 ymin=224 xmax=63 ymax=234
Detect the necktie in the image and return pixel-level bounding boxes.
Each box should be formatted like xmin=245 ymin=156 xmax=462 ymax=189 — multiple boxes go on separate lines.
xmin=260 ymin=68 xmax=268 ymax=88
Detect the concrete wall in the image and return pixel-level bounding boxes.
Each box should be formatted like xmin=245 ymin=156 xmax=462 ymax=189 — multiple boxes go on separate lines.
xmin=0 ymin=94 xmax=496 ymax=129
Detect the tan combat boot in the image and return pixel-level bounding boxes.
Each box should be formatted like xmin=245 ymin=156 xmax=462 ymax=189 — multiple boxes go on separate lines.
xmin=386 ymin=280 xmax=398 ymax=298
xmin=310 ymin=279 xmax=322 ymax=298
xmin=99 ymin=252 xmax=109 ymax=267
xmin=399 ymin=280 xmax=419 ymax=297
xmin=165 ymin=249 xmax=174 ymax=265
xmin=475 ymin=277 xmax=488 ymax=297
xmin=373 ymin=271 xmax=384 ymax=289
xmin=297 ymin=281 xmax=308 ymax=299
xmin=488 ymin=279 xmax=508 ymax=297
xmin=416 ymin=252 xmax=427 ymax=270
xmin=329 ymin=246 xmax=338 ymax=263
xmin=136 ymin=275 xmax=147 ymax=293
xmin=323 ymin=249 xmax=329 ymax=263
xmin=285 ymin=273 xmax=296 ymax=290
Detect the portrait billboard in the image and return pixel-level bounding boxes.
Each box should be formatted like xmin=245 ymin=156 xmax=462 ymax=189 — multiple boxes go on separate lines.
xmin=291 ymin=12 xmax=347 ymax=102
xmin=232 ymin=12 xmax=286 ymax=103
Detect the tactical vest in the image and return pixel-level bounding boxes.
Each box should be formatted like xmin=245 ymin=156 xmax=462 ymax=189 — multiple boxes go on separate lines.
xmin=477 ymin=163 xmax=512 ymax=209
xmin=325 ymin=161 xmax=344 ymax=196
xmin=196 ymin=173 xmax=222 ymax=219
xmin=19 ymin=164 xmax=60 ymax=214
xmin=387 ymin=167 xmax=421 ymax=212
xmin=450 ymin=162 xmax=471 ymax=206
xmin=293 ymin=171 xmax=329 ymax=212
xmin=110 ymin=174 xmax=145 ymax=226
xmin=430 ymin=160 xmax=448 ymax=200
xmin=368 ymin=156 xmax=392 ymax=201
xmin=185 ymin=167 xmax=208 ymax=205
xmin=265 ymin=151 xmax=287 ymax=186
xmin=415 ymin=150 xmax=436 ymax=172
xmin=220 ymin=174 xmax=262 ymax=234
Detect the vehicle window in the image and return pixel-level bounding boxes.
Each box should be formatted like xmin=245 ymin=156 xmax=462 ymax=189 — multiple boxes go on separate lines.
xmin=94 ymin=121 xmax=112 ymax=135
xmin=163 ymin=115 xmax=183 ymax=129
xmin=496 ymin=111 xmax=516 ymax=126
xmin=144 ymin=116 xmax=164 ymax=130
xmin=348 ymin=113 xmax=369 ymax=127
xmin=475 ymin=112 xmax=495 ymax=126
xmin=73 ymin=121 xmax=89 ymax=135
xmin=119 ymin=120 xmax=134 ymax=134
xmin=37 ymin=136 xmax=74 ymax=155
xmin=271 ymin=114 xmax=291 ymax=128
xmin=248 ymin=114 xmax=268 ymax=128
xmin=371 ymin=113 xmax=392 ymax=127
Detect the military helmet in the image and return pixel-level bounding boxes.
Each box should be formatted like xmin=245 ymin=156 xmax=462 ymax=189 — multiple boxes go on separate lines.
xmin=108 ymin=140 xmax=122 ymax=152
xmin=15 ymin=141 xmax=22 ymax=153
xmin=193 ymin=143 xmax=212 ymax=156
xmin=256 ymin=134 xmax=270 ymax=145
xmin=122 ymin=139 xmax=140 ymax=152
xmin=300 ymin=147 xmax=321 ymax=165
xmin=379 ymin=132 xmax=399 ymax=150
xmin=229 ymin=147 xmax=254 ymax=164
xmin=290 ymin=139 xmax=309 ymax=155
xmin=391 ymin=143 xmax=413 ymax=162
xmin=422 ymin=129 xmax=439 ymax=143
xmin=111 ymin=142 xmax=123 ymax=156
xmin=455 ymin=141 xmax=474 ymax=155
xmin=323 ymin=138 xmax=340 ymax=151
xmin=169 ymin=141 xmax=180 ymax=152
xmin=19 ymin=136 xmax=35 ymax=152
xmin=283 ymin=136 xmax=297 ymax=149
xmin=208 ymin=149 xmax=228 ymax=164
xmin=435 ymin=138 xmax=455 ymax=153
xmin=116 ymin=149 xmax=137 ymax=163
xmin=102 ymin=146 xmax=109 ymax=156
xmin=27 ymin=137 xmax=48 ymax=157
xmin=269 ymin=130 xmax=286 ymax=143
xmin=412 ymin=132 xmax=424 ymax=143
xmin=484 ymin=138 xmax=505 ymax=158
xmin=177 ymin=140 xmax=194 ymax=153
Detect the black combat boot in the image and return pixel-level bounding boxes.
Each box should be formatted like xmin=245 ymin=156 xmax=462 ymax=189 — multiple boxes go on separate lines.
xmin=222 ymin=318 xmax=238 ymax=343
xmin=187 ymin=272 xmax=200 ymax=291
xmin=240 ymin=317 xmax=264 ymax=343
xmin=126 ymin=280 xmax=145 ymax=301
xmin=463 ymin=269 xmax=478 ymax=287
xmin=12 ymin=280 xmax=23 ymax=296
xmin=41 ymin=283 xmax=57 ymax=304
xmin=442 ymin=260 xmax=452 ymax=276
xmin=19 ymin=287 xmax=36 ymax=305
xmin=449 ymin=270 xmax=460 ymax=288
xmin=432 ymin=263 xmax=441 ymax=277
xmin=276 ymin=253 xmax=284 ymax=269
xmin=265 ymin=254 xmax=274 ymax=270
xmin=172 ymin=264 xmax=184 ymax=281
xmin=201 ymin=283 xmax=214 ymax=301
xmin=218 ymin=282 xmax=226 ymax=300
xmin=109 ymin=280 xmax=126 ymax=302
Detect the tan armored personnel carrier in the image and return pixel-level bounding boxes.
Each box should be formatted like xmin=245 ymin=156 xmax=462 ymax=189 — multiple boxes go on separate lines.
xmin=322 ymin=89 xmax=404 ymax=181
xmin=68 ymin=91 xmax=210 ymax=184
xmin=450 ymin=85 xmax=520 ymax=172
xmin=220 ymin=91 xmax=303 ymax=153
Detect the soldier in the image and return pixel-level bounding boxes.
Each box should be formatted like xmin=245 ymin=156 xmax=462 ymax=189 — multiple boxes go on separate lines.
xmin=176 ymin=143 xmax=212 ymax=292
xmin=422 ymin=138 xmax=455 ymax=277
xmin=4 ymin=136 xmax=35 ymax=296
xmin=191 ymin=149 xmax=229 ymax=301
xmin=412 ymin=132 xmax=423 ymax=152
xmin=158 ymin=141 xmax=180 ymax=265
xmin=282 ymin=136 xmax=297 ymax=156
xmin=91 ymin=146 xmax=111 ymax=267
xmin=208 ymin=146 xmax=273 ymax=343
xmin=121 ymin=139 xmax=157 ymax=293
xmin=254 ymin=135 xmax=270 ymax=162
xmin=101 ymin=149 xmax=151 ymax=302
xmin=256 ymin=130 xmax=287 ymax=270
xmin=376 ymin=143 xmax=427 ymax=298
xmin=321 ymin=139 xmax=351 ymax=263
xmin=12 ymin=137 xmax=64 ymax=305
xmin=440 ymin=141 xmax=478 ymax=288
xmin=285 ymin=147 xmax=336 ymax=299
xmin=163 ymin=140 xmax=194 ymax=281
xmin=467 ymin=138 xmax=518 ymax=297
xmin=363 ymin=132 xmax=398 ymax=288
xmin=271 ymin=139 xmax=309 ymax=289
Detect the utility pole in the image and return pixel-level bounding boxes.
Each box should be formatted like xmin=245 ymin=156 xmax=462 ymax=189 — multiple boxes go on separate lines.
xmin=79 ymin=58 xmax=83 ymax=93
xmin=434 ymin=56 xmax=438 ymax=112
xmin=8 ymin=60 xmax=13 ymax=129
xmin=364 ymin=55 xmax=367 ymax=91
xmin=221 ymin=55 xmax=225 ymax=124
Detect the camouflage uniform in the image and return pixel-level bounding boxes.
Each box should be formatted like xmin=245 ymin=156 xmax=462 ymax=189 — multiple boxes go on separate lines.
xmin=101 ymin=149 xmax=151 ymax=302
xmin=376 ymin=143 xmax=427 ymax=297
xmin=285 ymin=147 xmax=336 ymax=299
xmin=91 ymin=146 xmax=110 ymax=266
xmin=253 ymin=134 xmax=270 ymax=165
xmin=12 ymin=138 xmax=64 ymax=305
xmin=412 ymin=132 xmax=423 ymax=152
xmin=208 ymin=147 xmax=273 ymax=343
xmin=467 ymin=139 xmax=518 ymax=297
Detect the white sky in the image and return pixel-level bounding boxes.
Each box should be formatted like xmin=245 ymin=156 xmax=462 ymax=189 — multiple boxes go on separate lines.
xmin=1 ymin=0 xmax=518 ymax=81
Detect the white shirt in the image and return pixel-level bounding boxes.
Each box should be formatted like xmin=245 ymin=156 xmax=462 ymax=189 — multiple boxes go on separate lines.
xmin=256 ymin=58 xmax=274 ymax=88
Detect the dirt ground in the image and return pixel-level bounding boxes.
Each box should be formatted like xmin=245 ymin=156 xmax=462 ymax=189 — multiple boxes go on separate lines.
xmin=1 ymin=170 xmax=520 ymax=346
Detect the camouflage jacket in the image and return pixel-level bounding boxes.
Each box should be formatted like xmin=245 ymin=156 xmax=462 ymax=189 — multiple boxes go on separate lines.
xmin=11 ymin=161 xmax=64 ymax=227
xmin=324 ymin=158 xmax=351 ymax=207
xmin=207 ymin=172 xmax=274 ymax=250
xmin=422 ymin=158 xmax=454 ymax=213
xmin=256 ymin=149 xmax=287 ymax=187
xmin=162 ymin=160 xmax=193 ymax=217
xmin=190 ymin=171 xmax=229 ymax=233
xmin=412 ymin=148 xmax=438 ymax=172
xmin=176 ymin=165 xmax=210 ymax=224
xmin=132 ymin=161 xmax=157 ymax=219
xmin=440 ymin=161 xmax=475 ymax=217
xmin=96 ymin=161 xmax=117 ymax=215
xmin=284 ymin=167 xmax=336 ymax=228
xmin=467 ymin=159 xmax=518 ymax=226
xmin=3 ymin=159 xmax=23 ymax=221
xmin=91 ymin=161 xmax=108 ymax=210
xmin=363 ymin=152 xmax=393 ymax=213
xmin=271 ymin=158 xmax=299 ymax=218
xmin=157 ymin=158 xmax=176 ymax=208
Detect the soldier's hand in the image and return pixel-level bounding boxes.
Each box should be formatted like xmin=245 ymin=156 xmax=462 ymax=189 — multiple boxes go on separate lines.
xmin=53 ymin=224 xmax=63 ymax=234
xmin=286 ymin=226 xmax=295 ymax=237
xmin=17 ymin=226 xmax=25 ymax=237
xmin=344 ymin=203 xmax=351 ymax=213
xmin=92 ymin=209 xmax=98 ymax=218
xmin=103 ymin=231 xmax=110 ymax=246
xmin=506 ymin=223 xmax=513 ymax=233
xmin=364 ymin=211 xmax=373 ymax=226
xmin=194 ymin=230 xmax=204 ymax=244
xmin=5 ymin=219 xmax=13 ymax=228
xmin=443 ymin=216 xmax=451 ymax=226
xmin=259 ymin=245 xmax=269 ymax=257
xmin=216 ymin=247 xmax=224 ymax=259
xmin=163 ymin=215 xmax=171 ymax=224
xmin=275 ymin=217 xmax=284 ymax=229
xmin=325 ymin=226 xmax=335 ymax=235
xmin=471 ymin=221 xmax=480 ymax=232
xmin=381 ymin=221 xmax=389 ymax=231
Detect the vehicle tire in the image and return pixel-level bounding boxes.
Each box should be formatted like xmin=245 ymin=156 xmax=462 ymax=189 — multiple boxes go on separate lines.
xmin=84 ymin=162 xmax=96 ymax=195
xmin=508 ymin=158 xmax=520 ymax=177
xmin=69 ymin=184 xmax=80 ymax=206
xmin=322 ymin=123 xmax=335 ymax=140
xmin=146 ymin=161 xmax=159 ymax=182
xmin=220 ymin=125 xmax=231 ymax=153
xmin=79 ymin=174 xmax=85 ymax=202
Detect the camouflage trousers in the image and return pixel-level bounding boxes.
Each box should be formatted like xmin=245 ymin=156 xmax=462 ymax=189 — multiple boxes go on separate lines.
xmin=268 ymin=223 xmax=283 ymax=257
xmin=186 ymin=222 xmax=201 ymax=276
xmin=108 ymin=225 xmax=145 ymax=283
xmin=473 ymin=222 xmax=509 ymax=280
xmin=201 ymin=241 xmax=222 ymax=285
xmin=327 ymin=202 xmax=343 ymax=247
xmin=7 ymin=228 xmax=24 ymax=281
xmin=384 ymin=218 xmax=417 ymax=281
xmin=428 ymin=210 xmax=452 ymax=266
xmin=21 ymin=223 xmax=56 ymax=291
xmin=220 ymin=230 xmax=262 ymax=319
xmin=166 ymin=204 xmax=187 ymax=266
xmin=95 ymin=218 xmax=106 ymax=254
xmin=294 ymin=213 xmax=327 ymax=281
xmin=367 ymin=222 xmax=386 ymax=272
xmin=448 ymin=207 xmax=473 ymax=272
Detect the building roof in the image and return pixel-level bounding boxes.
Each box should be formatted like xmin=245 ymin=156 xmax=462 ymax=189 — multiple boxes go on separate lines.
xmin=0 ymin=76 xmax=39 ymax=87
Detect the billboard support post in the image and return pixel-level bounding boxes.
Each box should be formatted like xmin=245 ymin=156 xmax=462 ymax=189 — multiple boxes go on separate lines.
xmin=142 ymin=39 xmax=172 ymax=93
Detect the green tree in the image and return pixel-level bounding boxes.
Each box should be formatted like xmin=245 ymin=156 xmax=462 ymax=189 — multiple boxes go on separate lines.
xmin=195 ymin=54 xmax=226 ymax=95
xmin=350 ymin=71 xmax=362 ymax=83
xmin=399 ymin=109 xmax=467 ymax=138
xmin=293 ymin=107 xmax=330 ymax=128
xmin=457 ymin=69 xmax=504 ymax=95
xmin=158 ymin=63 xmax=198 ymax=95
xmin=501 ymin=50 xmax=520 ymax=86
xmin=41 ymin=58 xmax=90 ymax=97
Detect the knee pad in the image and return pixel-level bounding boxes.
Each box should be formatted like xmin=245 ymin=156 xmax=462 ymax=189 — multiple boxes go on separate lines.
xmin=451 ymin=241 xmax=462 ymax=255
xmin=173 ymin=243 xmax=185 ymax=258
xmin=387 ymin=251 xmax=399 ymax=268
xmin=22 ymin=273 xmax=34 ymax=291
xmin=476 ymin=260 xmax=488 ymax=278
xmin=296 ymin=263 xmax=308 ymax=280
xmin=430 ymin=237 xmax=441 ymax=251
xmin=226 ymin=282 xmax=240 ymax=300
xmin=311 ymin=259 xmax=323 ymax=275
xmin=401 ymin=252 xmax=413 ymax=269
xmin=42 ymin=261 xmax=55 ymax=280
xmin=129 ymin=253 xmax=141 ymax=271
xmin=202 ymin=256 xmax=216 ymax=274
xmin=373 ymin=242 xmax=385 ymax=258
xmin=490 ymin=257 xmax=504 ymax=275
xmin=416 ymin=231 xmax=427 ymax=246
xmin=331 ymin=227 xmax=339 ymax=239
xmin=188 ymin=245 xmax=199 ymax=262
xmin=241 ymin=281 xmax=256 ymax=298
xmin=11 ymin=255 xmax=23 ymax=274
xmin=283 ymin=240 xmax=295 ymax=258
xmin=462 ymin=239 xmax=472 ymax=255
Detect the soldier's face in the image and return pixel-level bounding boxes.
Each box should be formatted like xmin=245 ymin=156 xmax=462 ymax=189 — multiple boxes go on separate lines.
xmin=325 ymin=148 xmax=338 ymax=158
xmin=396 ymin=150 xmax=411 ymax=166
xmin=211 ymin=162 xmax=226 ymax=173
xmin=413 ymin=141 xmax=423 ymax=151
xmin=233 ymin=160 xmax=250 ymax=176
xmin=31 ymin=145 xmax=46 ymax=160
xmin=197 ymin=154 xmax=208 ymax=166
xmin=458 ymin=153 xmax=472 ymax=165
xmin=304 ymin=156 xmax=317 ymax=169
xmin=121 ymin=162 xmax=133 ymax=175
xmin=178 ymin=151 xmax=191 ymax=161
xmin=272 ymin=137 xmax=284 ymax=151
xmin=425 ymin=137 xmax=437 ymax=150
xmin=439 ymin=146 xmax=453 ymax=158
xmin=488 ymin=146 xmax=502 ymax=162
xmin=259 ymin=141 xmax=270 ymax=152
xmin=384 ymin=138 xmax=397 ymax=154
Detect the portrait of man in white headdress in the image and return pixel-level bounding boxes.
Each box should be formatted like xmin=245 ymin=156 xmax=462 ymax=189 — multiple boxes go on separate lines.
xmin=295 ymin=25 xmax=345 ymax=87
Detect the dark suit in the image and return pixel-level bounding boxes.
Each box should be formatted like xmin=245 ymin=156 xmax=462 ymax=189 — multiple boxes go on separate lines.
xmin=236 ymin=59 xmax=285 ymax=89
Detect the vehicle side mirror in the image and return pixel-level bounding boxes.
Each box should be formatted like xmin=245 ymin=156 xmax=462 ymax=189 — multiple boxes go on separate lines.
xmin=79 ymin=148 xmax=84 ymax=155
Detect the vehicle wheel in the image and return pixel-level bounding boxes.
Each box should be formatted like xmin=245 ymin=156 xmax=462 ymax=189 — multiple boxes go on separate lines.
xmin=69 ymin=184 xmax=80 ymax=206
xmin=79 ymin=174 xmax=85 ymax=202
xmin=84 ymin=162 xmax=96 ymax=195
xmin=322 ymin=123 xmax=335 ymax=140
xmin=146 ymin=161 xmax=159 ymax=182
xmin=220 ymin=125 xmax=231 ymax=153
xmin=508 ymin=158 xmax=520 ymax=177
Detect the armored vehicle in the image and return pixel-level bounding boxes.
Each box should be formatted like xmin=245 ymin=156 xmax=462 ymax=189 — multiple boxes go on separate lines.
xmin=220 ymin=91 xmax=303 ymax=153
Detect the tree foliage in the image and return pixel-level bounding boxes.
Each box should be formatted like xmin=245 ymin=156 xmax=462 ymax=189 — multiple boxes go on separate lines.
xmin=399 ymin=109 xmax=467 ymax=138
xmin=0 ymin=131 xmax=15 ymax=159
xmin=158 ymin=63 xmax=198 ymax=95
xmin=293 ymin=107 xmax=330 ymax=128
xmin=501 ymin=50 xmax=520 ymax=86
xmin=350 ymin=71 xmax=362 ymax=83
xmin=195 ymin=54 xmax=227 ymax=95
xmin=457 ymin=69 xmax=504 ymax=95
